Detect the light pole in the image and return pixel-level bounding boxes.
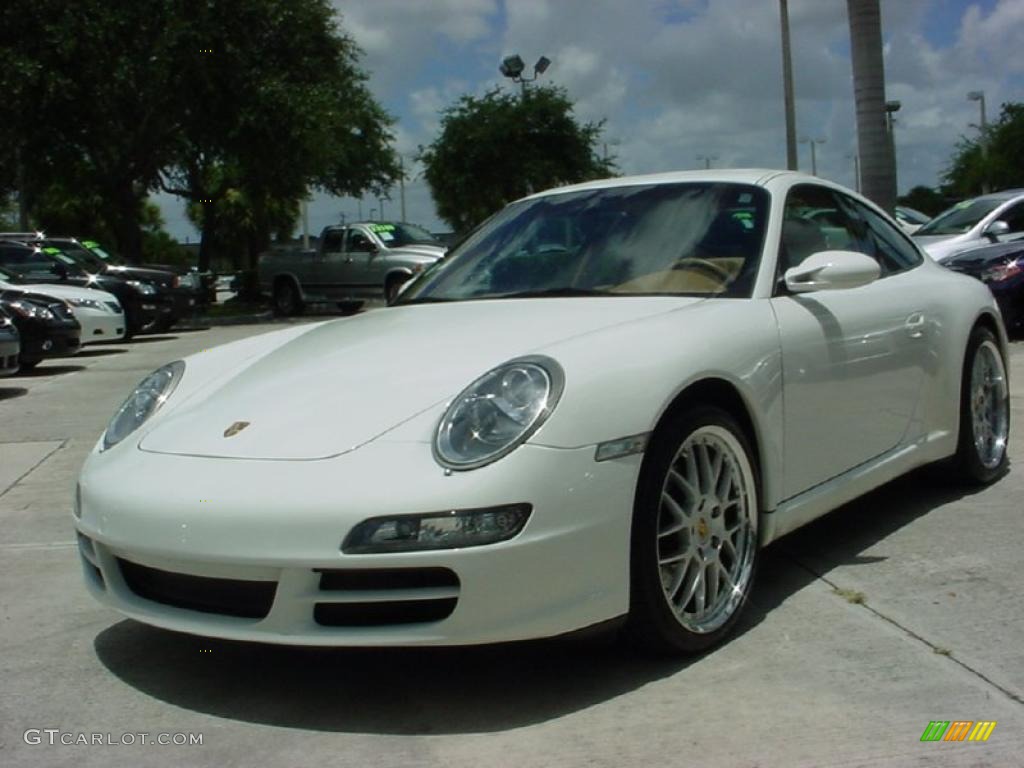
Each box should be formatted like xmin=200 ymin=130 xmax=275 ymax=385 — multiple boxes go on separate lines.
xmin=847 ymin=152 xmax=861 ymax=192
xmin=884 ymin=100 xmax=901 ymax=195
xmin=399 ymin=157 xmax=406 ymax=223
xmin=799 ymin=137 xmax=826 ymax=175
xmin=369 ymin=207 xmax=376 ymax=221
xmin=968 ymin=90 xmax=989 ymax=193
xmin=499 ymin=54 xmax=551 ymax=94
xmin=378 ymin=197 xmax=385 ymax=221
xmin=779 ymin=0 xmax=798 ymax=171
xmin=696 ymin=153 xmax=719 ymax=169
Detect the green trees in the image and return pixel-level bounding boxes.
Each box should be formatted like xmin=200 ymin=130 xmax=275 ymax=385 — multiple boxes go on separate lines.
xmin=418 ymin=86 xmax=614 ymax=232
xmin=0 ymin=0 xmax=397 ymax=266
xmin=943 ymin=102 xmax=1024 ymax=197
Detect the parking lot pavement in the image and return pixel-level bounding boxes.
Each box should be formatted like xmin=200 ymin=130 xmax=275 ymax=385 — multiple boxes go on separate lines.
xmin=1 ymin=324 xmax=1022 ymax=768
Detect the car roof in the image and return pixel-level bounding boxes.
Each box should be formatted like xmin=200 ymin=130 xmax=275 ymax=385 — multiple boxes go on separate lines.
xmin=521 ymin=169 xmax=821 ymax=202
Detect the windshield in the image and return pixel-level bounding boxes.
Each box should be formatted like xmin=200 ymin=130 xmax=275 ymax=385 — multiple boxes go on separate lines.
xmin=916 ymin=198 xmax=1002 ymax=236
xmin=0 ymin=247 xmax=87 ymax=280
xmin=43 ymin=241 xmax=106 ymax=271
xmin=368 ymin=222 xmax=442 ymax=248
xmin=81 ymin=240 xmax=117 ymax=261
xmin=399 ymin=182 xmax=769 ymax=303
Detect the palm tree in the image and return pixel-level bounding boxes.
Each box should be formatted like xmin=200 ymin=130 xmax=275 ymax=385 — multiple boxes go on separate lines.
xmin=846 ymin=0 xmax=896 ymax=213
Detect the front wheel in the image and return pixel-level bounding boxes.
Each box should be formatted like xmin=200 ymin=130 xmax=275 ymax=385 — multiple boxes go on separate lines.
xmin=950 ymin=326 xmax=1010 ymax=484
xmin=273 ymin=279 xmax=304 ymax=316
xmin=625 ymin=405 xmax=760 ymax=655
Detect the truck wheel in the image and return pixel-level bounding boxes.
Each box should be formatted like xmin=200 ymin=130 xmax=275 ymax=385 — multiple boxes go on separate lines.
xmin=274 ymin=279 xmax=305 ymax=316
xmin=386 ymin=275 xmax=407 ymax=304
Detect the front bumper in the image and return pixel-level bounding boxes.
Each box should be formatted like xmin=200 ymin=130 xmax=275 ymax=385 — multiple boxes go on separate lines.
xmin=75 ymin=441 xmax=639 ymax=646
xmin=76 ymin=308 xmax=126 ymax=343
xmin=17 ymin=324 xmax=81 ymax=364
xmin=0 ymin=336 xmax=19 ymax=376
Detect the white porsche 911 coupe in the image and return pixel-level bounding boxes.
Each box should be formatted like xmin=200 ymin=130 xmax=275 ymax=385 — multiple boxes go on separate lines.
xmin=74 ymin=170 xmax=1011 ymax=655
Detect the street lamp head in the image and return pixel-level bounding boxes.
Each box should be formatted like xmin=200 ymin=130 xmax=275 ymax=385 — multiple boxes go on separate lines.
xmin=534 ymin=56 xmax=551 ymax=75
xmin=500 ymin=54 xmax=526 ymax=79
xmin=885 ymin=100 xmax=901 ymax=113
xmin=967 ymin=90 xmax=984 ymax=102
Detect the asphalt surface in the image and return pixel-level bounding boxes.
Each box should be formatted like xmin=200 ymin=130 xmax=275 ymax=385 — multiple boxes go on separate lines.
xmin=1 ymin=319 xmax=1023 ymax=767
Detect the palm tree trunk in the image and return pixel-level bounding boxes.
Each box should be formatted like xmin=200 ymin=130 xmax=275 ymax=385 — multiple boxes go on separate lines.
xmin=846 ymin=0 xmax=895 ymax=213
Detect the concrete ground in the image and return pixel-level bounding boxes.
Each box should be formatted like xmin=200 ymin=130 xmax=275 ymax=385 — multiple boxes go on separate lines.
xmin=1 ymin=320 xmax=1022 ymax=768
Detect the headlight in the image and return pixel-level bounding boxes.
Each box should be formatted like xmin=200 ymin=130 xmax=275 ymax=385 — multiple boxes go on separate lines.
xmin=126 ymin=280 xmax=156 ymax=295
xmin=69 ymin=298 xmax=103 ymax=311
xmin=434 ymin=356 xmax=564 ymax=470
xmin=102 ymin=361 xmax=185 ymax=450
xmin=6 ymin=300 xmax=54 ymax=320
xmin=343 ymin=504 xmax=532 ymax=553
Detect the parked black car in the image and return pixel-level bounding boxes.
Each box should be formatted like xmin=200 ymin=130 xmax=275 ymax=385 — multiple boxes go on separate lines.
xmin=943 ymin=241 xmax=1024 ymax=331
xmin=0 ymin=305 xmax=19 ymax=377
xmin=40 ymin=238 xmax=209 ymax=328
xmin=0 ymin=241 xmax=173 ymax=337
xmin=0 ymin=289 xmax=81 ymax=369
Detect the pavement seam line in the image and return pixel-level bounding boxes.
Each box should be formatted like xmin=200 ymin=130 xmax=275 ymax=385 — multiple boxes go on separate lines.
xmin=0 ymin=438 xmax=69 ymax=501
xmin=781 ymin=549 xmax=1024 ymax=709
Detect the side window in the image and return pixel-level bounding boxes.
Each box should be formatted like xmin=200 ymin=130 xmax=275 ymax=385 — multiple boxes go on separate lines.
xmin=779 ymin=184 xmax=863 ymax=276
xmin=997 ymin=202 xmax=1024 ymax=234
xmin=322 ymin=230 xmax=343 ymax=252
xmin=836 ymin=194 xmax=923 ymax=275
xmin=347 ymin=230 xmax=373 ymax=252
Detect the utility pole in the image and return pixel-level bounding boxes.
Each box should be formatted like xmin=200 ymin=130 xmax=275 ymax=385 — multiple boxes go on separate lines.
xmin=780 ymin=0 xmax=798 ymax=171
xmin=399 ymin=157 xmax=407 ymax=223
xmin=301 ymin=197 xmax=309 ymax=250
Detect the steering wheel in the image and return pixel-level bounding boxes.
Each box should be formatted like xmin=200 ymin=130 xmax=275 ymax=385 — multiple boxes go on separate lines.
xmin=672 ymin=257 xmax=732 ymax=282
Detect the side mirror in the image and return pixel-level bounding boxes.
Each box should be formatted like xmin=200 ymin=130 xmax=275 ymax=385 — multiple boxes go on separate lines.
xmin=783 ymin=250 xmax=881 ymax=294
xmin=984 ymin=220 xmax=1010 ymax=240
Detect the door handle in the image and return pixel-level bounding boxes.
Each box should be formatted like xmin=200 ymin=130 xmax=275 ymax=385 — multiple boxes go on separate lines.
xmin=905 ymin=312 xmax=926 ymax=339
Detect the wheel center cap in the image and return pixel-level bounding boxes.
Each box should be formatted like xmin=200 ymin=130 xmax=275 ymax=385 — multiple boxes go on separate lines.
xmin=696 ymin=518 xmax=709 ymax=541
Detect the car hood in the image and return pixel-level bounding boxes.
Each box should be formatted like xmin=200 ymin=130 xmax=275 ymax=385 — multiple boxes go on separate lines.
xmin=0 ymin=280 xmax=116 ymax=303
xmin=385 ymin=244 xmax=446 ymax=260
xmin=139 ymin=297 xmax=692 ymax=460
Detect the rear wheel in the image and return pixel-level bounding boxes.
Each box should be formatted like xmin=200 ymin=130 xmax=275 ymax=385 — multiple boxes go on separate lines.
xmin=385 ymin=275 xmax=408 ymax=304
xmin=950 ymin=325 xmax=1009 ymax=484
xmin=273 ymin=279 xmax=304 ymax=316
xmin=625 ymin=405 xmax=760 ymax=655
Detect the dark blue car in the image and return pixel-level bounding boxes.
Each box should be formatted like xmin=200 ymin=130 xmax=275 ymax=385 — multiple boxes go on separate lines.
xmin=943 ymin=241 xmax=1024 ymax=332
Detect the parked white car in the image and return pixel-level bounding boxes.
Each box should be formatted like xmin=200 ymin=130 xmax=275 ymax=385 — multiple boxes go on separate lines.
xmin=75 ymin=170 xmax=1009 ymax=655
xmin=894 ymin=205 xmax=930 ymax=235
xmin=914 ymin=189 xmax=1024 ymax=262
xmin=0 ymin=265 xmax=125 ymax=343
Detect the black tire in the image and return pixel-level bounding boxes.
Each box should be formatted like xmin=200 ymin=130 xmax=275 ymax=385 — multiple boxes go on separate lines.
xmin=148 ymin=315 xmax=175 ymax=334
xmin=624 ymin=404 xmax=760 ymax=655
xmin=273 ymin=279 xmax=305 ymax=316
xmin=18 ymin=359 xmax=39 ymax=370
xmin=385 ymin=275 xmax=409 ymax=305
xmin=950 ymin=325 xmax=1010 ymax=485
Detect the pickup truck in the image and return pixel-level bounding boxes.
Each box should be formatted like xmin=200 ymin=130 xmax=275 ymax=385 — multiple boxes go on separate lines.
xmin=258 ymin=222 xmax=446 ymax=315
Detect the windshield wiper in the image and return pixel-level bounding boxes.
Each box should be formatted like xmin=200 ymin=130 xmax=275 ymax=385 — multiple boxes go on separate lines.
xmin=485 ymin=287 xmax=615 ymax=299
xmin=396 ymin=295 xmax=458 ymax=305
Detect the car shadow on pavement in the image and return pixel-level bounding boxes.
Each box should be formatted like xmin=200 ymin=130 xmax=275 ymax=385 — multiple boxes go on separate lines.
xmin=0 ymin=386 xmax=28 ymax=400
xmin=127 ymin=335 xmax=179 ymax=344
xmin=92 ymin=464 xmax=999 ymax=735
xmin=77 ymin=348 xmax=128 ymax=357
xmin=13 ymin=364 xmax=86 ymax=377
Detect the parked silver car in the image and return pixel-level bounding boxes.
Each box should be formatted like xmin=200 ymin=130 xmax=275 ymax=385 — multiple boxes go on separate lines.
xmin=914 ymin=189 xmax=1024 ymax=262
xmin=258 ymin=222 xmax=446 ymax=314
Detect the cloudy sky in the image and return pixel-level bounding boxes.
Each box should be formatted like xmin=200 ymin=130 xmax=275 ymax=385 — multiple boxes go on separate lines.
xmin=160 ymin=0 xmax=1024 ymax=241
